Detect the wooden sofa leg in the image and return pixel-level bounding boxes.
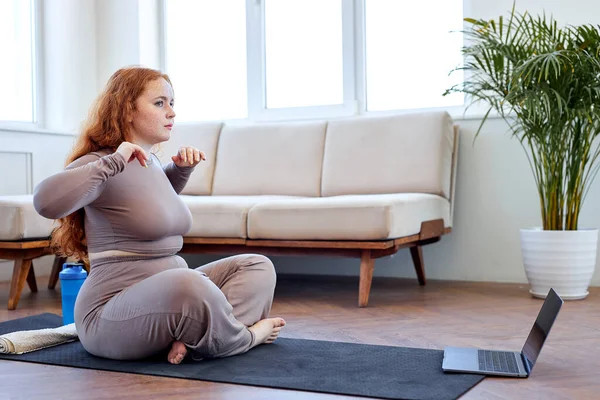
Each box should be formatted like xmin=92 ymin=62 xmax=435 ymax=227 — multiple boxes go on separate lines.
xmin=359 ymin=250 xmax=375 ymax=307
xmin=48 ymin=256 xmax=66 ymax=290
xmin=8 ymin=258 xmax=33 ymax=310
xmin=410 ymin=245 xmax=426 ymax=285
xmin=26 ymin=265 xmax=38 ymax=292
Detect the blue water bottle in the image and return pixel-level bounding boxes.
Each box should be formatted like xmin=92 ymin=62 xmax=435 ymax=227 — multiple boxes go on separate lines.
xmin=59 ymin=262 xmax=88 ymax=325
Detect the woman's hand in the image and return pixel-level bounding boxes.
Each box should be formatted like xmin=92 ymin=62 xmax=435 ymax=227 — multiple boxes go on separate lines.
xmin=172 ymin=146 xmax=206 ymax=168
xmin=116 ymin=142 xmax=149 ymax=167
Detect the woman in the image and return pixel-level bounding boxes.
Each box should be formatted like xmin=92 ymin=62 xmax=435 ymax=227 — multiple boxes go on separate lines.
xmin=33 ymin=66 xmax=285 ymax=364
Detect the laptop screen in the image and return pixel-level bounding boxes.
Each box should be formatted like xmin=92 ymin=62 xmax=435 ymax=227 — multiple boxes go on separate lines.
xmin=521 ymin=288 xmax=563 ymax=371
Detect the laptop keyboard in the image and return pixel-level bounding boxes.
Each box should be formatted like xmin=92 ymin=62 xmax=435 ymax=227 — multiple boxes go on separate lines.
xmin=477 ymin=350 xmax=520 ymax=374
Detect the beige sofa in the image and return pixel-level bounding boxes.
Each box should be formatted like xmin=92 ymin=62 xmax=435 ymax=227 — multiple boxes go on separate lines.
xmin=0 ymin=111 xmax=459 ymax=309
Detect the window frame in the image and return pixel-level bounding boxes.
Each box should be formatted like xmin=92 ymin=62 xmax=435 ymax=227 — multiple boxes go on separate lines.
xmin=160 ymin=0 xmax=478 ymax=123
xmin=247 ymin=0 xmax=357 ymax=121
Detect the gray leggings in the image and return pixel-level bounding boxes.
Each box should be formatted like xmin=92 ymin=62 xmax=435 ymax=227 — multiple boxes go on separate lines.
xmin=74 ymin=254 xmax=276 ymax=360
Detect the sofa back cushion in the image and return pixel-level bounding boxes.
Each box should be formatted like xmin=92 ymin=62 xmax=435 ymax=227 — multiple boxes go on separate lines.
xmin=156 ymin=122 xmax=223 ymax=195
xmin=321 ymin=111 xmax=455 ymax=198
xmin=211 ymin=121 xmax=327 ymax=196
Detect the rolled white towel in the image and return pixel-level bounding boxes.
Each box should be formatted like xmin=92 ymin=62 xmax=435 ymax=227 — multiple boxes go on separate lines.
xmin=0 ymin=323 xmax=78 ymax=354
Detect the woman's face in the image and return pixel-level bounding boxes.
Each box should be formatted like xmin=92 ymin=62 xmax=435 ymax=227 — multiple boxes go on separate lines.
xmin=129 ymin=78 xmax=176 ymax=147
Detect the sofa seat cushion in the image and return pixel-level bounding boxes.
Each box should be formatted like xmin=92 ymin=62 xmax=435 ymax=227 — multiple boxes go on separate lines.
xmin=247 ymin=193 xmax=450 ymax=240
xmin=0 ymin=195 xmax=54 ymax=241
xmin=181 ymin=195 xmax=300 ymax=238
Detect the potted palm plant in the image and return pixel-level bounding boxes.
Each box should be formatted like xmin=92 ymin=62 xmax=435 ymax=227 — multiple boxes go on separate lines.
xmin=444 ymin=5 xmax=600 ymax=299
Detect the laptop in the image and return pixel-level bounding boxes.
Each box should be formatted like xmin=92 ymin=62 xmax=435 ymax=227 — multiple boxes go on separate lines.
xmin=442 ymin=288 xmax=563 ymax=378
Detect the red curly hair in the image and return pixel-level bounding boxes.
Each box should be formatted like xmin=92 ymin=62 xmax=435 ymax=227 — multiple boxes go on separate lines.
xmin=51 ymin=66 xmax=173 ymax=264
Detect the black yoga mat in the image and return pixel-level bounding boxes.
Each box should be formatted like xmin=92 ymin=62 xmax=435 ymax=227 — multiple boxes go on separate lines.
xmin=0 ymin=314 xmax=484 ymax=400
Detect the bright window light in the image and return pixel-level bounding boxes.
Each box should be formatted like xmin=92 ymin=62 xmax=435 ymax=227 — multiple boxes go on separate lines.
xmin=0 ymin=0 xmax=35 ymax=122
xmin=364 ymin=0 xmax=464 ymax=111
xmin=264 ymin=0 xmax=344 ymax=109
xmin=165 ymin=0 xmax=247 ymax=121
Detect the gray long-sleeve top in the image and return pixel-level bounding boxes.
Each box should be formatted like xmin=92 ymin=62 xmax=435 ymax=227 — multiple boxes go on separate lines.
xmin=33 ymin=149 xmax=194 ymax=257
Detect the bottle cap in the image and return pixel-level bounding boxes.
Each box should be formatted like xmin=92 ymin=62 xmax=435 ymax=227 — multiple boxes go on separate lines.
xmin=59 ymin=263 xmax=88 ymax=280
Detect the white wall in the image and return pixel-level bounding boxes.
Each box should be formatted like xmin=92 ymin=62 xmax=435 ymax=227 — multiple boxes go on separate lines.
xmin=2 ymin=0 xmax=600 ymax=286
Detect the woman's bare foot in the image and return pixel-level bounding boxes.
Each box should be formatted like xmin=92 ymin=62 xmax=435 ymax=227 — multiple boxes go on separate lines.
xmin=167 ymin=340 xmax=187 ymax=364
xmin=248 ymin=317 xmax=286 ymax=347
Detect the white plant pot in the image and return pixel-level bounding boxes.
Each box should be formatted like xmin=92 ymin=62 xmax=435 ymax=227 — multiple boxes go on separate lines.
xmin=520 ymin=228 xmax=598 ymax=300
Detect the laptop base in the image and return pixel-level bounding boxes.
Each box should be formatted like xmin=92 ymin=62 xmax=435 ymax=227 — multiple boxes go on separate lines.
xmin=442 ymin=346 xmax=528 ymax=378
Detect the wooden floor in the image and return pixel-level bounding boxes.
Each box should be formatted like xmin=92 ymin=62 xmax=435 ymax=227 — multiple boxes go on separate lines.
xmin=0 ymin=274 xmax=598 ymax=400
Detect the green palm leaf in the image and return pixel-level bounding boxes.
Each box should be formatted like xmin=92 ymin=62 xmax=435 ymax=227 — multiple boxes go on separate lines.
xmin=444 ymin=3 xmax=600 ymax=230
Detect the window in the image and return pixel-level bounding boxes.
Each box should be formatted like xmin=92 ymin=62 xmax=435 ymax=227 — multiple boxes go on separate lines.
xmin=264 ymin=0 xmax=343 ymax=109
xmin=162 ymin=0 xmax=464 ymax=122
xmin=364 ymin=0 xmax=464 ymax=111
xmin=164 ymin=0 xmax=248 ymax=121
xmin=0 ymin=0 xmax=36 ymax=123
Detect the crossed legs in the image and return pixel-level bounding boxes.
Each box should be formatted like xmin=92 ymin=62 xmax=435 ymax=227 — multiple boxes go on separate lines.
xmin=168 ymin=254 xmax=286 ymax=364
xmin=78 ymin=254 xmax=285 ymax=363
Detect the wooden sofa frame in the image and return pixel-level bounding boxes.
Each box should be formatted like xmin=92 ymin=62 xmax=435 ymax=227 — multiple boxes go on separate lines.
xmin=179 ymin=218 xmax=450 ymax=307
xmin=1 ymin=219 xmax=447 ymax=309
